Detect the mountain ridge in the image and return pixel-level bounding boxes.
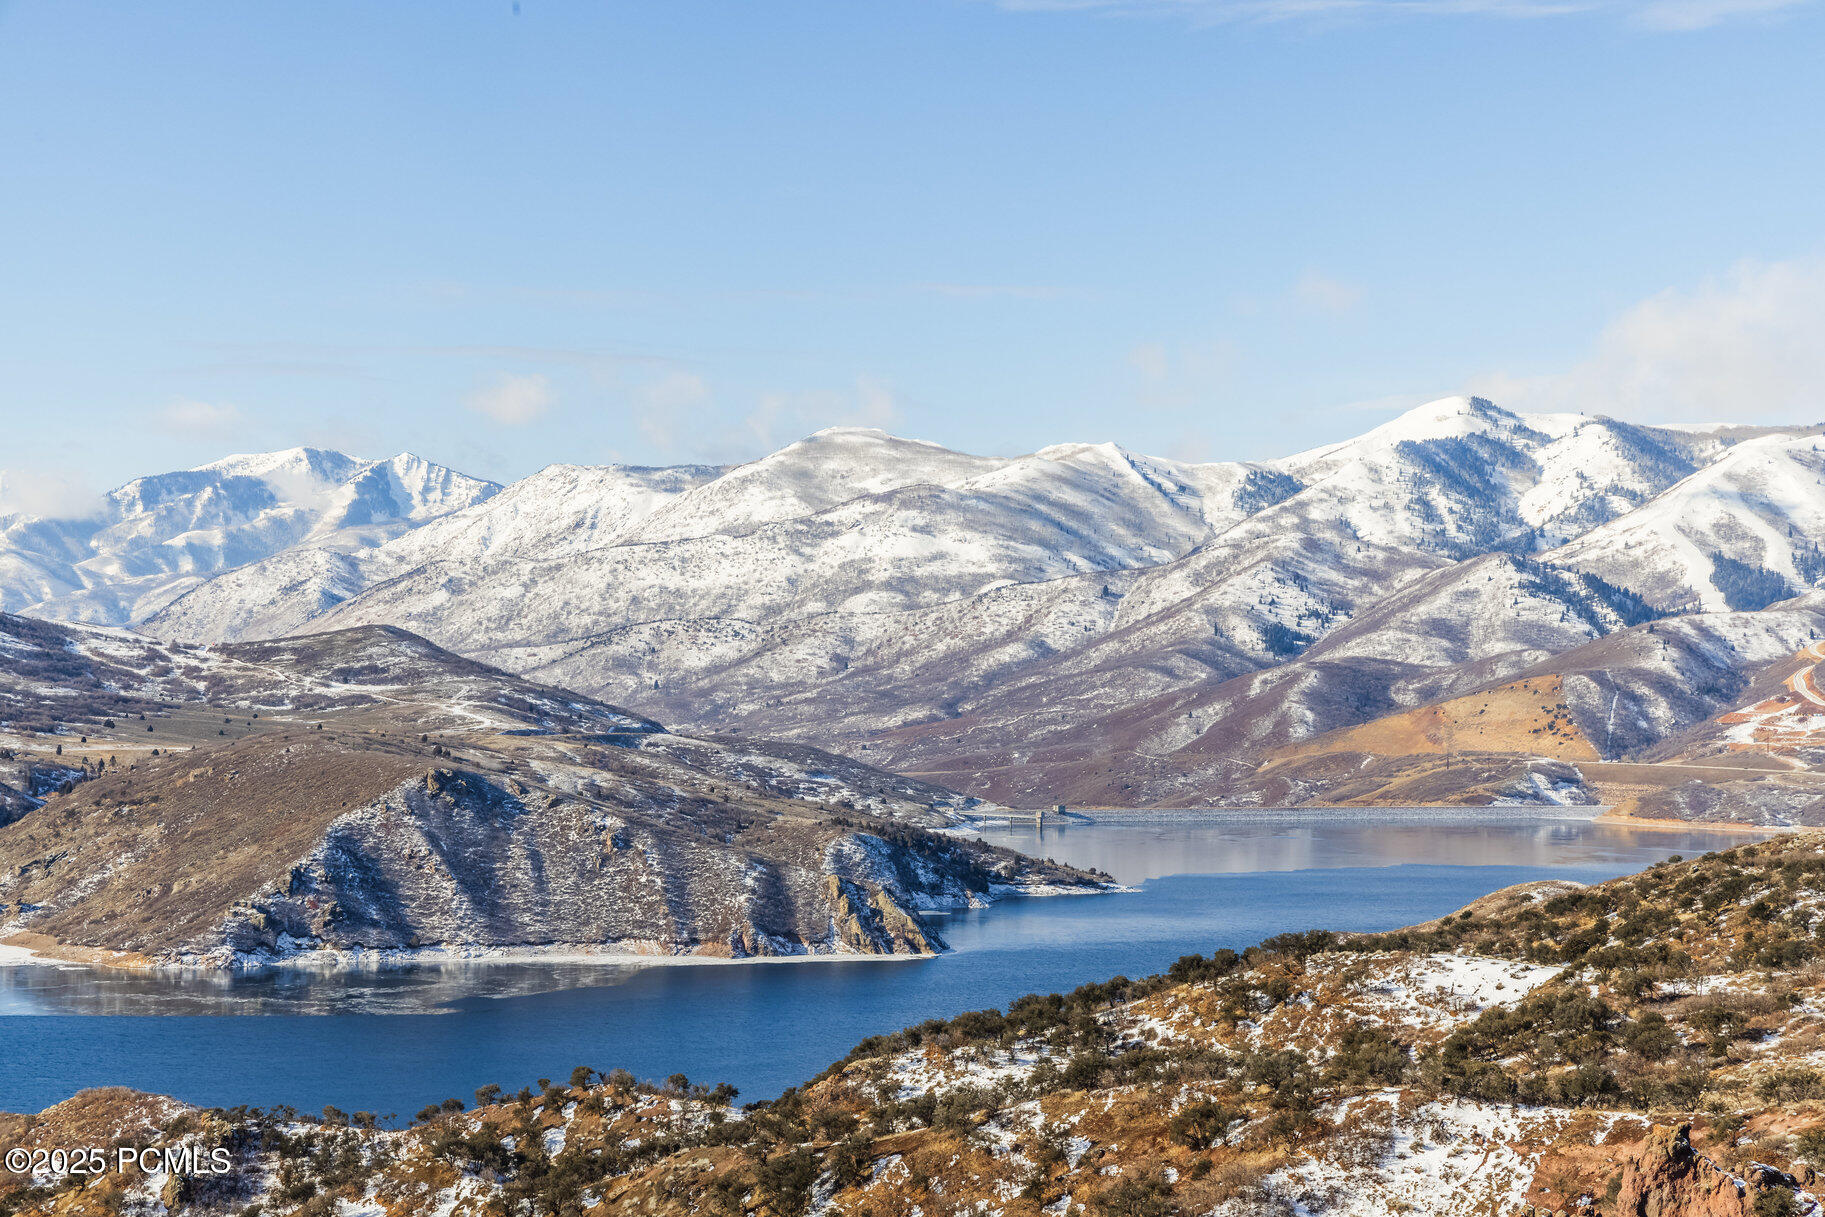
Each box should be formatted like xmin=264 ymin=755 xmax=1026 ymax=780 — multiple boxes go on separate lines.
xmin=9 ymin=398 xmax=1825 ymax=815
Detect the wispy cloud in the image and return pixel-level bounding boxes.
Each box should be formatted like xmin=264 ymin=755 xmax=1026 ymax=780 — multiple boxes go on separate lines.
xmin=159 ymin=399 xmax=244 ymax=435
xmin=913 ymin=282 xmax=1091 ymax=301
xmin=0 ymin=468 xmax=105 ymax=521
xmin=745 ymin=377 xmax=902 ymax=453
xmin=633 ymin=372 xmax=716 ymax=453
xmin=1471 ymin=257 xmax=1825 ymax=423
xmin=984 ymin=0 xmax=1809 ymax=28
xmin=1329 ymin=391 xmax=1441 ymax=415
xmin=467 ymin=372 xmax=554 ymax=426
xmin=1127 ymin=335 xmax=1238 ymax=409
xmin=623 ymin=372 xmax=907 ymax=465
xmin=180 ymin=339 xmax=685 ymax=378
xmin=1630 ymin=0 xmax=1809 ymax=27
xmin=404 ymin=279 xmax=672 ymax=310
xmin=159 ymin=358 xmax=379 ymax=381
xmin=1290 ymin=271 xmax=1364 ymax=315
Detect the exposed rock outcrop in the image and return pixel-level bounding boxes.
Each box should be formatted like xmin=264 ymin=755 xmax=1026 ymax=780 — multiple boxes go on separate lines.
xmin=823 ymin=874 xmax=939 ymax=956
xmin=11 ymin=836 xmax=1825 ymax=1217
xmin=1616 ymin=1124 xmax=1754 ymax=1217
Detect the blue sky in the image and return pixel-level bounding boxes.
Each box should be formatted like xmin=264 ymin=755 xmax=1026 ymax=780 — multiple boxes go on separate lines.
xmin=1 ymin=0 xmax=1822 ymax=502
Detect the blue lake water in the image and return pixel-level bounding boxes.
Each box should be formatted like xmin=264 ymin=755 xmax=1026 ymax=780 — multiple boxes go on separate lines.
xmin=0 ymin=811 xmax=1762 ymax=1119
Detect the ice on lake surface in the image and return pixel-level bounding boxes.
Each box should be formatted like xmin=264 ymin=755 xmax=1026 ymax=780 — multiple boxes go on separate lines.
xmin=0 ymin=811 xmax=1767 ymax=1118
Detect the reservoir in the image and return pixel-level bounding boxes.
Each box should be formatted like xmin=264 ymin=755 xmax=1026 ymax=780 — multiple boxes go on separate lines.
xmin=0 ymin=810 xmax=1766 ymax=1119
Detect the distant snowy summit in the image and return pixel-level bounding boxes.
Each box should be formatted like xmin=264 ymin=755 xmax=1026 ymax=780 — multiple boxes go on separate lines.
xmin=0 ymin=448 xmax=499 ymax=625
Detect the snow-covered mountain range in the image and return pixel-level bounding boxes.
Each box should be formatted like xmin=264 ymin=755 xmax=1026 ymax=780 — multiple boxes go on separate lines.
xmin=6 ymin=397 xmax=1825 ymax=808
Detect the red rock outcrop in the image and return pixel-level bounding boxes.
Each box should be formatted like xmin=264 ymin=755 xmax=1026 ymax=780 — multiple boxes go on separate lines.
xmin=1614 ymin=1124 xmax=1753 ymax=1217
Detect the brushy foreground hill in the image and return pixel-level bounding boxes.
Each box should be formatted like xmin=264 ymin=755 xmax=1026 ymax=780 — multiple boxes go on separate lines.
xmin=0 ymin=613 xmax=1103 ymax=968
xmin=7 ymin=834 xmax=1825 ymax=1215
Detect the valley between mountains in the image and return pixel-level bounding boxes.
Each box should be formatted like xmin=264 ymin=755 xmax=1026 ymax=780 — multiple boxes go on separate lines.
xmin=7 ymin=395 xmax=1825 ymax=825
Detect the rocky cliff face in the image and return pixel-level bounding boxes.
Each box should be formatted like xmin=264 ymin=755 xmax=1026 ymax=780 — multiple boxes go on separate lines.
xmin=0 ymin=751 xmax=83 ymax=826
xmin=205 ymin=766 xmax=1023 ymax=964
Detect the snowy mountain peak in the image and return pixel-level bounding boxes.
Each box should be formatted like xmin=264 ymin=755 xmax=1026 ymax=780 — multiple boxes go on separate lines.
xmin=1284 ymin=396 xmax=1508 ymax=462
xmin=187 ymin=445 xmax=363 ymax=484
xmin=778 ymin=426 xmax=959 ymax=455
xmin=629 ymin=428 xmax=1004 ymax=542
xmin=382 ymin=450 xmax=454 ymax=474
xmin=801 ymin=424 xmax=943 ymax=446
xmin=195 ymin=443 xmax=342 ymax=468
xmin=0 ymin=449 xmax=497 ymax=626
xmin=11 ymin=396 xmax=1825 ymax=817
xmin=1032 ymin=439 xmax=1129 ymax=462
xmin=5 ymin=396 xmax=1818 ymax=788
xmin=1349 ymin=394 xmax=1531 ymax=448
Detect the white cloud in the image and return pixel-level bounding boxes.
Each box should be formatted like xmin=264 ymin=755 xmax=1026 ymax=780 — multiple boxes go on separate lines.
xmin=159 ymin=399 xmax=243 ymax=434
xmin=0 ymin=468 xmax=105 ymax=521
xmin=1471 ymin=257 xmax=1825 ymax=424
xmin=467 ymin=372 xmax=553 ymax=426
xmin=1291 ymin=271 xmax=1364 ymax=315
xmin=983 ymin=0 xmax=1809 ymax=28
xmin=745 ymin=377 xmax=902 ymax=453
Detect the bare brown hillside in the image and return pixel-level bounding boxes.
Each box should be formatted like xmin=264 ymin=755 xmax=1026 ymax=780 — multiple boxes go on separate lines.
xmin=0 ymin=616 xmax=1105 ymax=967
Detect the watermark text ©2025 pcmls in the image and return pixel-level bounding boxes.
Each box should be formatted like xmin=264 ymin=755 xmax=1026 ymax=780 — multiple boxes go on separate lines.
xmin=5 ymin=1145 xmax=234 ymax=1178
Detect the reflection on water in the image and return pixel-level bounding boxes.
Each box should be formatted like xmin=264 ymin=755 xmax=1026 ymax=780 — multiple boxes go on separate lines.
xmin=0 ymin=958 xmax=659 ymax=1016
xmin=0 ymin=810 xmax=1768 ymax=1117
xmin=975 ymin=809 xmax=1734 ymax=886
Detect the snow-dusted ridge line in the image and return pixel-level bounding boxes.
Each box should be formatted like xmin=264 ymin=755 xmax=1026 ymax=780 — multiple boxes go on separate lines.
xmin=10 ymin=397 xmax=1825 ymax=815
